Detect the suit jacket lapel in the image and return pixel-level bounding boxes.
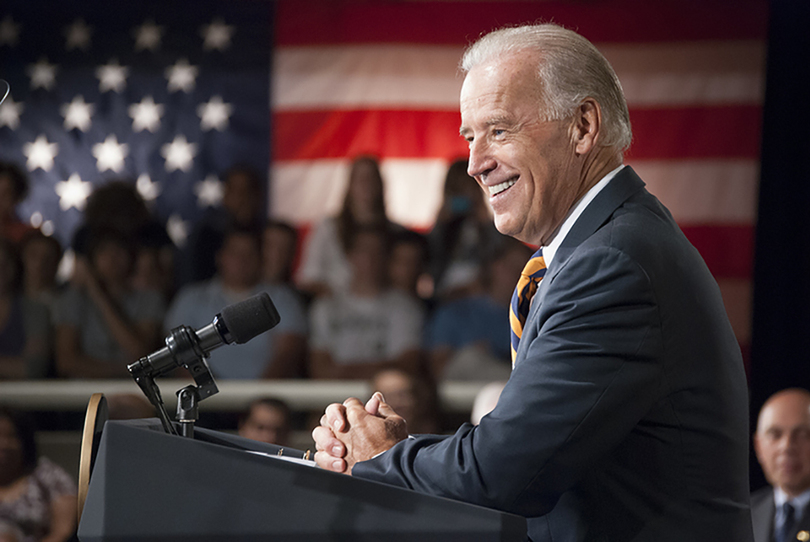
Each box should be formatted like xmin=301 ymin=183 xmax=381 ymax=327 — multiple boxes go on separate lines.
xmin=751 ymin=493 xmax=774 ymax=542
xmin=530 ymin=166 xmax=646 ymax=311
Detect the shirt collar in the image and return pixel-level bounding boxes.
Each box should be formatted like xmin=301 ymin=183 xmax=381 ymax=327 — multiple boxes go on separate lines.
xmin=775 ymin=486 xmax=810 ymax=514
xmin=541 ymin=164 xmax=625 ymax=266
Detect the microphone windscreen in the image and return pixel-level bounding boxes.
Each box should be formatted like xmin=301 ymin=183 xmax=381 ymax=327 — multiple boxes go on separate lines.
xmin=220 ymin=293 xmax=281 ymax=344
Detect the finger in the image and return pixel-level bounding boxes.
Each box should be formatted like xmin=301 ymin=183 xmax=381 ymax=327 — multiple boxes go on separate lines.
xmin=312 ymin=426 xmax=346 ymax=457
xmin=325 ymin=402 xmax=348 ymax=433
xmin=365 ymin=392 xmax=382 ymax=416
xmin=314 ymin=450 xmax=347 ymax=473
xmin=376 ymin=397 xmax=401 ymax=419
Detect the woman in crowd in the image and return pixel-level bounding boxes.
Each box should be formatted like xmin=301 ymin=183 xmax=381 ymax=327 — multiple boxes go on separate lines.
xmin=297 ymin=156 xmax=400 ymax=298
xmin=0 ymin=407 xmax=77 ymax=542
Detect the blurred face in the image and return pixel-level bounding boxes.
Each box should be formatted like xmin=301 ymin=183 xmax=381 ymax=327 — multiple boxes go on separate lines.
xmin=755 ymin=391 xmax=810 ymax=497
xmin=239 ymin=404 xmax=289 ymax=446
xmin=347 ymin=161 xmax=383 ymax=219
xmin=460 ymin=52 xmax=582 ymax=245
xmin=21 ymin=237 xmax=60 ymax=289
xmin=223 ymin=172 xmax=260 ymax=225
xmin=0 ymin=416 xmax=23 ymax=478
xmin=262 ymin=226 xmax=295 ymax=283
xmin=217 ymin=234 xmax=261 ymax=289
xmin=92 ymin=240 xmax=132 ymax=284
xmin=388 ymin=242 xmax=424 ymax=292
xmin=349 ymin=231 xmax=386 ymax=285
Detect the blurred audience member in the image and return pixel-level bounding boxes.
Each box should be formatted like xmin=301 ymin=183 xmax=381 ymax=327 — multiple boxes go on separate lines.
xmin=0 ymin=407 xmax=77 ymax=542
xmin=0 ymin=162 xmax=35 ymax=245
xmin=183 ymin=166 xmax=265 ymax=285
xmin=262 ymin=221 xmax=298 ymax=287
xmin=0 ymin=521 xmax=22 ymax=542
xmin=0 ymin=240 xmax=51 ymax=379
xmin=297 ymin=156 xmax=400 ymax=298
xmin=371 ymin=369 xmax=439 ymax=434
xmin=426 ymin=237 xmax=532 ymax=381
xmin=53 ymin=228 xmax=165 ymax=378
xmin=470 ymin=381 xmax=507 ymax=425
xmin=166 ymin=228 xmax=307 ymax=379
xmin=106 ymin=393 xmax=155 ymax=420
xmin=388 ymin=229 xmax=431 ymax=306
xmin=238 ymin=398 xmax=292 ymax=446
xmin=19 ymin=231 xmax=62 ymax=310
xmin=428 ymin=159 xmax=506 ymax=300
xmin=309 ymin=228 xmax=424 ymax=379
xmin=130 ymin=221 xmax=175 ymax=304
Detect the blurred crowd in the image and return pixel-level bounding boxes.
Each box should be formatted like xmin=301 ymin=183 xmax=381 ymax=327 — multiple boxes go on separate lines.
xmin=0 ymin=156 xmax=529 ymax=388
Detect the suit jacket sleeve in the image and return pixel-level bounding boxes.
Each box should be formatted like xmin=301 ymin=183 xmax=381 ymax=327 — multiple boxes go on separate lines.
xmin=353 ymin=242 xmax=665 ymax=518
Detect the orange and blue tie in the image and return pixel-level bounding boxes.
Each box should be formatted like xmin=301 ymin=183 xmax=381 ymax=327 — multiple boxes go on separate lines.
xmin=510 ymin=248 xmax=546 ymax=367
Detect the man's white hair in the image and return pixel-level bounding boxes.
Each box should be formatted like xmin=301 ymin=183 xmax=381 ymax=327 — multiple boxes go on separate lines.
xmin=461 ymin=24 xmax=632 ymax=152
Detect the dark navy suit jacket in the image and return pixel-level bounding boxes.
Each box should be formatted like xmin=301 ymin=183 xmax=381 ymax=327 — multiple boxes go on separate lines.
xmin=353 ymin=167 xmax=754 ymax=541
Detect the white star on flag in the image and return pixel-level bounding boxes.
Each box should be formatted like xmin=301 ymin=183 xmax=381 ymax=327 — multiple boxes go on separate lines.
xmin=0 ymin=15 xmax=21 ymax=47
xmin=200 ymin=18 xmax=234 ymax=52
xmin=128 ymin=96 xmax=164 ymax=133
xmin=27 ymin=58 xmax=57 ymax=91
xmin=65 ymin=19 xmax=92 ymax=51
xmin=165 ymin=58 xmax=198 ymax=93
xmin=197 ymin=96 xmax=233 ymax=131
xmin=96 ymin=60 xmax=129 ymax=93
xmin=133 ymin=20 xmax=164 ymax=52
xmin=60 ymin=95 xmax=94 ymax=132
xmin=136 ymin=173 xmax=161 ymax=202
xmin=92 ymin=135 xmax=129 ymax=173
xmin=55 ymin=173 xmax=93 ymax=211
xmin=166 ymin=214 xmax=189 ymax=248
xmin=23 ymin=135 xmax=58 ymax=171
xmin=194 ymin=175 xmax=224 ymax=207
xmin=161 ymin=135 xmax=197 ymax=172
xmin=0 ymin=95 xmax=24 ymax=130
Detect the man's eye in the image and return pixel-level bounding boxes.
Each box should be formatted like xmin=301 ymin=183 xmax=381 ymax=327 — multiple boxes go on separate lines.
xmin=493 ymin=129 xmax=506 ymax=137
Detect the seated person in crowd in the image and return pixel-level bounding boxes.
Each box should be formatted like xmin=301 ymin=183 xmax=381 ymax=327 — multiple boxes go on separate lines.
xmin=425 ymin=237 xmax=532 ymax=381
xmin=262 ymin=220 xmax=300 ymax=287
xmin=19 ymin=231 xmax=62 ymax=310
xmin=0 ymin=162 xmax=35 ymax=245
xmin=166 ymin=228 xmax=307 ymax=379
xmin=752 ymin=388 xmax=810 ymax=542
xmin=0 ymin=407 xmax=77 ymax=542
xmin=0 ymin=239 xmax=51 ymax=379
xmin=53 ymin=228 xmax=165 ymax=378
xmin=297 ymin=156 xmax=400 ymax=299
xmin=309 ymin=227 xmax=425 ymax=379
xmin=387 ymin=229 xmax=431 ymax=307
xmin=183 ymin=166 xmax=265 ymax=286
xmin=238 ymin=398 xmax=292 ymax=447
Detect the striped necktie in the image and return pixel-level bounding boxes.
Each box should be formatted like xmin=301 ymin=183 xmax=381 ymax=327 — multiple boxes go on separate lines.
xmin=510 ymin=248 xmax=546 ymax=367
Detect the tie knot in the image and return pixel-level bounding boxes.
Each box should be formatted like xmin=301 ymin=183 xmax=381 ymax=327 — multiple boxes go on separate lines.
xmin=784 ymin=502 xmax=796 ymax=520
xmin=521 ymin=252 xmax=546 ymax=280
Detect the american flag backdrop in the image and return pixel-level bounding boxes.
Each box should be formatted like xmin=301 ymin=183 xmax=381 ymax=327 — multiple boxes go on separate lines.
xmin=272 ymin=0 xmax=767 ymax=363
xmin=0 ymin=0 xmax=271 ymax=249
xmin=0 ymin=0 xmax=766 ymax=361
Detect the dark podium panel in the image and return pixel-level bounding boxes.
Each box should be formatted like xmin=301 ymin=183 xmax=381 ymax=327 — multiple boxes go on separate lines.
xmin=78 ymin=419 xmax=527 ymax=541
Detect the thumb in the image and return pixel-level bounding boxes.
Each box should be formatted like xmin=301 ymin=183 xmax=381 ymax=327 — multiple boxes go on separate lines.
xmin=374 ymin=394 xmax=399 ymax=418
xmin=365 ymin=391 xmax=383 ymax=416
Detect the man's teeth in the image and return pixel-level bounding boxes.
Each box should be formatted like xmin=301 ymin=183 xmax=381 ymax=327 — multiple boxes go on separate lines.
xmin=489 ymin=178 xmax=517 ymax=196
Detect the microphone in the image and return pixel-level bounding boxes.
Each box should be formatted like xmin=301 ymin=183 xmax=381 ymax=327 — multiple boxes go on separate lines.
xmin=128 ymin=292 xmax=281 ymax=381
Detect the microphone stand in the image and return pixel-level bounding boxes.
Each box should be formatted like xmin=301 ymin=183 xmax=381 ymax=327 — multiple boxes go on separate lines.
xmin=128 ymin=326 xmax=220 ymax=437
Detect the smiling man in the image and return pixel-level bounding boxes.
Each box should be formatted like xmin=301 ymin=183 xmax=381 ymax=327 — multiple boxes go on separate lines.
xmin=312 ymin=24 xmax=753 ymax=542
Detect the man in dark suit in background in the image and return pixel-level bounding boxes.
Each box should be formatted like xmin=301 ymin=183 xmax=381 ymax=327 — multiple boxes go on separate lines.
xmin=753 ymin=389 xmax=810 ymax=542
xmin=312 ymin=23 xmax=753 ymax=542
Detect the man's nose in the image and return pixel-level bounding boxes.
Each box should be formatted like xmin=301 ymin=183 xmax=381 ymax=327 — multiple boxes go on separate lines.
xmin=467 ymin=140 xmax=496 ymax=180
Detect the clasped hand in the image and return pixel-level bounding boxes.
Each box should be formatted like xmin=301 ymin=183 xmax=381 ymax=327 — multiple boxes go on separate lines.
xmin=312 ymin=392 xmax=408 ymax=474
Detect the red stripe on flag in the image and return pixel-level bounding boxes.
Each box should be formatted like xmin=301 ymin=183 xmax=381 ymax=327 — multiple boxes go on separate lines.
xmin=627 ymin=106 xmax=763 ymax=160
xmin=274 ymin=106 xmax=762 ymax=161
xmin=681 ymin=224 xmax=754 ymax=279
xmin=276 ymin=1 xmax=768 ymax=46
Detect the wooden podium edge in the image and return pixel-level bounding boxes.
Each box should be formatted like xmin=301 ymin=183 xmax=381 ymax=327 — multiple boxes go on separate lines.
xmin=77 ymin=393 xmax=107 ymax=522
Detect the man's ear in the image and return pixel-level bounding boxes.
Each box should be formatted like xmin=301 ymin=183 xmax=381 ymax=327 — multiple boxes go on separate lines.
xmin=573 ymin=98 xmax=602 ymax=156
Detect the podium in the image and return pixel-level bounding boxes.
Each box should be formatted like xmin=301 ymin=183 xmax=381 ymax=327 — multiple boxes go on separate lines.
xmin=77 ymin=418 xmax=527 ymax=541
